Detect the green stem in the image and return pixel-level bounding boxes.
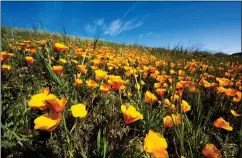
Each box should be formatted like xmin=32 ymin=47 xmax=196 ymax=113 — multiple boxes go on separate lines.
xmin=63 ymin=113 xmax=73 ymax=157
xmin=119 ymin=90 xmax=123 ymax=104
xmin=70 ymin=118 xmax=78 ymax=134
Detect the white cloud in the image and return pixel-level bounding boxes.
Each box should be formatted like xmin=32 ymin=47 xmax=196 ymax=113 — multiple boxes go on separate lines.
xmin=104 ymin=19 xmax=122 ymax=36
xmin=84 ymin=18 xmax=106 ymax=34
xmin=146 ymin=32 xmax=152 ymax=36
xmin=104 ymin=19 xmax=143 ymax=36
xmin=84 ymin=24 xmax=96 ymax=34
xmin=139 ymin=32 xmax=152 ymax=38
xmin=95 ymin=18 xmax=104 ymax=26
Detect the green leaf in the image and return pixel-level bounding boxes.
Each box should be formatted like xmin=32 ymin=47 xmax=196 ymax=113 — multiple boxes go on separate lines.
xmin=97 ymin=129 xmax=101 ymax=151
xmin=103 ymin=138 xmax=108 ymax=158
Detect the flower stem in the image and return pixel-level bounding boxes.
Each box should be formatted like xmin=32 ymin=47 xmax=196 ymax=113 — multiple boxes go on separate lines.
xmin=63 ymin=113 xmax=73 ymax=157
xmin=70 ymin=118 xmax=78 ymax=134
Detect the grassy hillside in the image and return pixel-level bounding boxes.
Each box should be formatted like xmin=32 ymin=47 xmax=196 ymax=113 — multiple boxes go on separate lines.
xmin=1 ymin=26 xmax=242 ymax=158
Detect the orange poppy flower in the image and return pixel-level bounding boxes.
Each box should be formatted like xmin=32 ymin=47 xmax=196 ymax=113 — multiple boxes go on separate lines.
xmin=51 ymin=66 xmax=63 ymax=76
xmin=170 ymin=69 xmax=176 ymax=75
xmin=180 ymin=81 xmax=190 ymax=88
xmin=178 ymin=70 xmax=185 ymax=76
xmin=149 ymin=66 xmax=157 ymax=73
xmin=225 ymin=88 xmax=237 ymax=97
xmin=95 ymin=69 xmax=107 ymax=80
xmin=25 ymin=56 xmax=34 ymax=64
xmin=216 ymin=77 xmax=231 ymax=87
xmin=163 ymin=99 xmax=176 ymax=110
xmin=170 ymin=94 xmax=180 ymax=101
xmin=144 ymin=130 xmax=169 ymax=158
xmin=35 ymin=39 xmax=48 ymax=45
xmin=121 ymin=104 xmax=143 ymax=124
xmin=163 ymin=114 xmax=181 ymax=128
xmin=92 ymin=59 xmax=101 ymax=67
xmin=231 ymin=110 xmax=241 ymax=117
xmin=145 ymin=91 xmax=158 ymax=104
xmin=76 ymin=65 xmax=87 ymax=74
xmin=236 ymin=80 xmax=241 ymax=87
xmin=75 ymin=79 xmax=83 ymax=87
xmin=203 ymin=79 xmax=217 ymax=88
xmin=214 ymin=117 xmax=233 ymax=131
xmin=1 ymin=52 xmax=14 ymax=63
xmin=86 ymin=79 xmax=98 ymax=89
xmin=53 ymin=43 xmax=69 ymax=53
xmin=181 ymin=100 xmax=191 ymax=113
xmin=202 ymin=144 xmax=221 ymax=158
xmin=108 ymin=75 xmax=125 ymax=91
xmin=188 ymin=84 xmax=197 ymax=93
xmin=100 ymin=83 xmax=111 ymax=94
xmin=233 ymin=91 xmax=241 ymax=102
xmin=156 ymin=88 xmax=166 ymax=97
xmin=2 ymin=64 xmax=11 ymax=71
xmin=154 ymin=83 xmax=161 ymax=89
xmin=217 ymin=86 xmax=227 ymax=94
xmin=45 ymin=95 xmax=67 ymax=113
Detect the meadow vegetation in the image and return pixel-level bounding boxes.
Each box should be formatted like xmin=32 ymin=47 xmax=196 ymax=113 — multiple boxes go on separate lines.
xmin=1 ymin=26 xmax=242 ymax=158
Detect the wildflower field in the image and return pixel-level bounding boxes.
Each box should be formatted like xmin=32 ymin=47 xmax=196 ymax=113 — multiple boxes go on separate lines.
xmin=1 ymin=26 xmax=242 ymax=158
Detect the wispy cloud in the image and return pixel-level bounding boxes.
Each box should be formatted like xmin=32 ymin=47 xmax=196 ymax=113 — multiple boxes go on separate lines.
xmin=123 ymin=2 xmax=137 ymax=18
xmin=104 ymin=19 xmax=143 ymax=36
xmin=94 ymin=18 xmax=104 ymax=26
xmin=84 ymin=18 xmax=106 ymax=34
xmin=139 ymin=32 xmax=152 ymax=38
xmin=104 ymin=19 xmax=122 ymax=36
xmin=84 ymin=24 xmax=96 ymax=34
xmin=146 ymin=32 xmax=152 ymax=36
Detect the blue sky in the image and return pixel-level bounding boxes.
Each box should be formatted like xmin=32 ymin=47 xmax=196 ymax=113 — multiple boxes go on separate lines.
xmin=2 ymin=2 xmax=241 ymax=54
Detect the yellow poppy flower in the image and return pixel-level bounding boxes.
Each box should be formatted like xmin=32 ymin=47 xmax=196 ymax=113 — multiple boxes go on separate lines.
xmin=59 ymin=58 xmax=67 ymax=64
xmin=95 ymin=69 xmax=107 ymax=80
xmin=34 ymin=113 xmax=61 ymax=132
xmin=28 ymin=88 xmax=51 ymax=110
xmin=71 ymin=104 xmax=87 ymax=118
xmin=144 ymin=130 xmax=168 ymax=158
